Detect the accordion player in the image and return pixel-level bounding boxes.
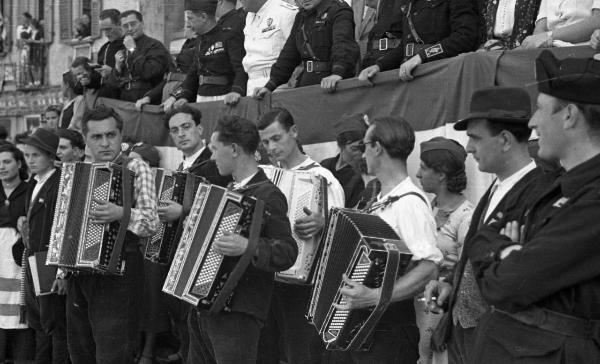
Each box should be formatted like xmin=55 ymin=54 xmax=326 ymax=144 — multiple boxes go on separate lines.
xmin=46 ymin=162 xmax=134 ymax=275
xmin=143 ymin=168 xmax=205 ymax=265
xmin=308 ymin=208 xmax=413 ymax=351
xmin=162 ymin=183 xmax=265 ymax=314
xmin=262 ymin=165 xmax=327 ymax=283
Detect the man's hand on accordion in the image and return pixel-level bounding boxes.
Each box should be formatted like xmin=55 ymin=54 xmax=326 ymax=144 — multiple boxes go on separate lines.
xmin=334 ymin=274 xmax=382 ymax=310
xmin=213 ymin=231 xmax=248 ymax=256
xmin=294 ymin=207 xmax=325 ymax=240
xmin=90 ymin=198 xmax=123 ymax=224
xmin=158 ymin=201 xmax=183 ymax=222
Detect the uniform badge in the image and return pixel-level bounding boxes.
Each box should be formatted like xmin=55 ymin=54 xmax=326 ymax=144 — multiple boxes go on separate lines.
xmin=425 ymin=44 xmax=444 ymax=58
xmin=322 ymin=12 xmax=328 ymax=20
xmin=205 ymin=42 xmax=225 ymax=55
xmin=552 ymin=197 xmax=569 ymax=208
xmin=262 ymin=18 xmax=275 ymax=33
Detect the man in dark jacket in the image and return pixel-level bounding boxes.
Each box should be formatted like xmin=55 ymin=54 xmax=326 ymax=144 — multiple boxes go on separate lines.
xmin=464 ymin=51 xmax=600 ymax=364
xmin=110 ymin=10 xmax=171 ymax=102
xmin=96 ymin=8 xmax=125 ymax=99
xmin=424 ymin=87 xmax=546 ymax=364
xmin=358 ymin=0 xmax=479 ymax=82
xmin=186 ymin=115 xmax=297 ymax=364
xmin=217 ymin=0 xmax=246 ymax=33
xmin=163 ymin=0 xmax=247 ymax=109
xmin=21 ymin=128 xmax=69 ymax=364
xmin=254 ymin=0 xmax=360 ymax=96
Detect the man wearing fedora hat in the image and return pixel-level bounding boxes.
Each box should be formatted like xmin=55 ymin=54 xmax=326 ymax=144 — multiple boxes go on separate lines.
xmin=424 ymin=86 xmax=545 ymax=364
xmin=20 ymin=128 xmax=70 ymax=364
xmin=461 ymin=51 xmax=600 ymax=363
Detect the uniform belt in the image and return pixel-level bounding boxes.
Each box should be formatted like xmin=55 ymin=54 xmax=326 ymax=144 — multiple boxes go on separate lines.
xmin=166 ymin=72 xmax=186 ymax=82
xmin=198 ymin=75 xmax=229 ymax=86
xmin=123 ymin=80 xmax=150 ymax=90
xmin=404 ymin=43 xmax=434 ymax=59
xmin=302 ymin=60 xmax=331 ymax=73
xmin=371 ymin=38 xmax=402 ymax=51
xmin=493 ymin=306 xmax=600 ymax=339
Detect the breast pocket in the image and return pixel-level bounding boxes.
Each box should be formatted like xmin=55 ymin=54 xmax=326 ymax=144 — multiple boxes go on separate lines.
xmin=310 ymin=24 xmax=332 ymax=59
xmin=412 ymin=0 xmax=450 ymax=39
xmin=255 ymin=28 xmax=282 ymax=57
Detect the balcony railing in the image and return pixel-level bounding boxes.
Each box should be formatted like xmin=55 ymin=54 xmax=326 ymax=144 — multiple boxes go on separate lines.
xmin=9 ymin=41 xmax=49 ymax=90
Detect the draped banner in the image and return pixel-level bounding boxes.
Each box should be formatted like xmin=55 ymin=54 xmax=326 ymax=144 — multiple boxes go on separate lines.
xmin=96 ymin=46 xmax=595 ymax=201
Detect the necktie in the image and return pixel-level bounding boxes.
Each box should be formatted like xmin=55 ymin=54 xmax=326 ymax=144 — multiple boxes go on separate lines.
xmin=478 ymin=183 xmax=498 ymax=227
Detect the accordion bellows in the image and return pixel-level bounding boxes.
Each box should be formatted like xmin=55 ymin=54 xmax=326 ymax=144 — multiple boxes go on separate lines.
xmin=262 ymin=165 xmax=327 ymax=284
xmin=47 ymin=162 xmax=134 ymax=275
xmin=143 ymin=169 xmax=205 ymax=265
xmin=163 ymin=183 xmax=264 ymax=313
xmin=308 ymin=208 xmax=413 ymax=351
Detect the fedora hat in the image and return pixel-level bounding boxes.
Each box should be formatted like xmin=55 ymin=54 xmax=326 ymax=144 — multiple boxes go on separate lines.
xmin=23 ymin=128 xmax=59 ymax=156
xmin=454 ymin=87 xmax=532 ymax=131
xmin=536 ymin=50 xmax=600 ymax=105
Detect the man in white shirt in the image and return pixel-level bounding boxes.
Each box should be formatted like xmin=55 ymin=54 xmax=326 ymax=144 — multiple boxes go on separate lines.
xmin=256 ymin=107 xmax=345 ymax=364
xmin=336 ymin=116 xmax=442 ymax=364
xmin=242 ymin=0 xmax=297 ymax=95
xmin=424 ymin=87 xmax=544 ymax=364
xmin=521 ymin=0 xmax=600 ymax=48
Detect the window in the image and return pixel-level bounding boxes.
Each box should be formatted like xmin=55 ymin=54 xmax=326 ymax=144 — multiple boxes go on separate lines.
xmin=59 ymin=0 xmax=101 ymax=43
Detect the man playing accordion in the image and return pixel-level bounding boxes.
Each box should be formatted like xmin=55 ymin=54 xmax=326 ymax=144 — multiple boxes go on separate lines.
xmin=336 ymin=117 xmax=443 ymax=364
xmin=66 ymin=106 xmax=159 ymax=364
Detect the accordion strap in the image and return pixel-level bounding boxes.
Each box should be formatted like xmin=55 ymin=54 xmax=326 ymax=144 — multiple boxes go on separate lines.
xmin=108 ymin=159 xmax=133 ymax=274
xmin=209 ymin=199 xmax=265 ymax=315
xmin=351 ymin=244 xmax=401 ymax=348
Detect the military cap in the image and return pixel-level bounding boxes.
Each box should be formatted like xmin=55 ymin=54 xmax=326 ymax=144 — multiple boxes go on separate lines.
xmin=334 ymin=113 xmax=368 ymax=143
xmin=420 ymin=136 xmax=467 ymax=163
xmin=185 ymin=0 xmax=218 ymax=15
xmin=536 ymin=50 xmax=600 ymax=105
xmin=454 ymin=87 xmax=531 ymax=130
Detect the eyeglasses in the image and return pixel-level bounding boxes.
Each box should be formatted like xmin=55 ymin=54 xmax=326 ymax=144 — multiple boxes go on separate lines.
xmin=355 ymin=140 xmax=376 ymax=153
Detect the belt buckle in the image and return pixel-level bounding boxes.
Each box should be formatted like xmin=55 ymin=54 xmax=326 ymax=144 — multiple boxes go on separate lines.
xmin=125 ymin=82 xmax=132 ymax=90
xmin=306 ymin=60 xmax=314 ymax=73
xmin=379 ymin=38 xmax=388 ymax=51
xmin=406 ymin=43 xmax=415 ymax=57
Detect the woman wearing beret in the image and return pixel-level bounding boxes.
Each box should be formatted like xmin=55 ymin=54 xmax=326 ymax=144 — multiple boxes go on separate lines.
xmin=415 ymin=137 xmax=474 ymax=364
xmin=0 ymin=143 xmax=35 ymax=364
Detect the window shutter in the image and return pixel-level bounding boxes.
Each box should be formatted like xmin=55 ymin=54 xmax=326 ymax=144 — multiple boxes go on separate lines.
xmin=59 ymin=0 xmax=72 ymax=41
xmin=44 ymin=0 xmax=54 ymax=42
xmin=91 ymin=0 xmax=101 ymax=38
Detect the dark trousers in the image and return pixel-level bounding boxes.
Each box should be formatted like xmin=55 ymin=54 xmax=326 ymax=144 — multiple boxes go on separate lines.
xmin=257 ymin=283 xmax=324 ymax=364
xmin=448 ymin=324 xmax=475 ymax=364
xmin=66 ymin=251 xmax=144 ymax=364
xmin=164 ymin=294 xmax=190 ymax=362
xmin=187 ymin=309 xmax=263 ymax=364
xmin=25 ymin=270 xmax=69 ymax=364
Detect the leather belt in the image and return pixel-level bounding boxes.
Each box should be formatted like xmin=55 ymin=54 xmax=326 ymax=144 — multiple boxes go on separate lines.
xmin=493 ymin=306 xmax=600 ymax=339
xmin=123 ymin=80 xmax=150 ymax=90
xmin=166 ymin=72 xmax=187 ymax=82
xmin=302 ymin=60 xmax=331 ymax=73
xmin=371 ymin=38 xmax=401 ymax=51
xmin=404 ymin=42 xmax=433 ymax=59
xmin=198 ymin=75 xmax=229 ymax=86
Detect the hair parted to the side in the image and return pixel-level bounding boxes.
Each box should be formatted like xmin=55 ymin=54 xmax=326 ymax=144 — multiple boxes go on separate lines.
xmin=82 ymin=106 xmax=124 ymax=135
xmin=0 ymin=143 xmax=29 ymax=181
xmin=257 ymin=108 xmax=295 ymax=131
xmin=214 ymin=115 xmax=260 ymax=154
xmin=370 ymin=117 xmax=415 ymax=161
xmin=421 ymin=148 xmax=467 ymax=193
xmin=120 ymin=10 xmax=143 ymax=22
xmin=100 ymin=8 xmax=121 ymax=24
xmin=164 ymin=104 xmax=202 ymax=129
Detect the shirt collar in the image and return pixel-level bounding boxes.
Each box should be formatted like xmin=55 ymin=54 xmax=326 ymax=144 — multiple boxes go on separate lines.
xmin=494 ymin=160 xmax=536 ymax=189
xmin=182 ymin=146 xmax=206 ymax=169
xmin=256 ymin=0 xmax=278 ymax=17
xmin=34 ymin=168 xmax=56 ymax=184
xmin=560 ymin=152 xmax=600 ymax=196
xmin=233 ymin=171 xmax=259 ymax=189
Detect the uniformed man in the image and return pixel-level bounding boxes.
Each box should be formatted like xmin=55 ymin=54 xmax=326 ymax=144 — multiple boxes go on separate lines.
xmin=359 ymin=0 xmax=403 ymax=68
xmin=242 ymin=0 xmax=298 ymax=95
xmin=254 ymin=0 xmax=359 ymax=96
xmin=96 ymin=8 xmax=125 ymax=99
xmin=460 ymin=51 xmax=600 ymax=364
xmin=135 ymin=22 xmax=199 ymax=109
xmin=217 ymin=0 xmax=247 ymax=33
xmin=320 ymin=113 xmax=368 ymax=208
xmin=358 ymin=0 xmax=479 ymax=82
xmin=110 ymin=10 xmax=172 ymax=102
xmin=162 ymin=0 xmax=247 ymax=109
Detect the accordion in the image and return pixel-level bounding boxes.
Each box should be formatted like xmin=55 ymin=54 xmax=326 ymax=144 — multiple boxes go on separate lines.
xmin=308 ymin=208 xmax=413 ymax=351
xmin=262 ymin=165 xmax=327 ymax=284
xmin=143 ymin=168 xmax=205 ymax=265
xmin=162 ymin=183 xmax=264 ymax=314
xmin=47 ymin=162 xmax=134 ymax=275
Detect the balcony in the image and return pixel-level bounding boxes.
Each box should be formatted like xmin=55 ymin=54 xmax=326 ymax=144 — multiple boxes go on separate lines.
xmin=2 ymin=41 xmax=50 ymax=91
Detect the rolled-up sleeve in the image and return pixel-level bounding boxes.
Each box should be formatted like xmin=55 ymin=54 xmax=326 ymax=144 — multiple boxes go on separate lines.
xmin=126 ymin=158 xmax=159 ymax=238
